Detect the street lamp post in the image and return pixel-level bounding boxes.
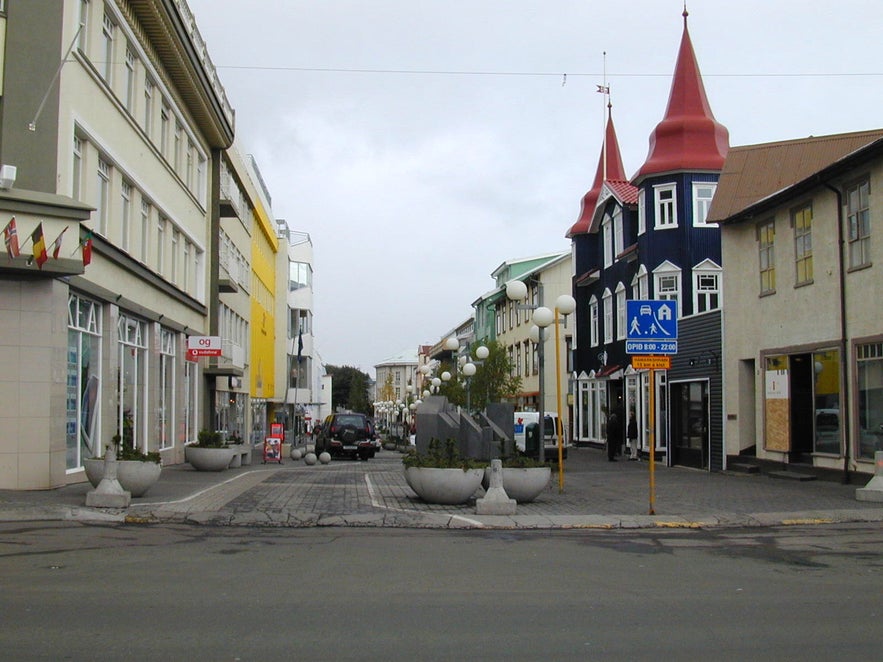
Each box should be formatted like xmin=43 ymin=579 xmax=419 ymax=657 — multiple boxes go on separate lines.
xmin=506 ymin=279 xmax=551 ymax=463
xmin=553 ymin=294 xmax=576 ymax=491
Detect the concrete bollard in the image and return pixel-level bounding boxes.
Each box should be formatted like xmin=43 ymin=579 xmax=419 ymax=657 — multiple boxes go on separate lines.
xmin=85 ymin=445 xmax=131 ymax=508
xmin=476 ymin=459 xmax=516 ymax=515
xmin=856 ymin=450 xmax=883 ymax=502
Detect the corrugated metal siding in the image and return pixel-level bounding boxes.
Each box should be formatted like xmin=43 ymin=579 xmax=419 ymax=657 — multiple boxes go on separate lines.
xmin=670 ymin=310 xmax=724 ymax=470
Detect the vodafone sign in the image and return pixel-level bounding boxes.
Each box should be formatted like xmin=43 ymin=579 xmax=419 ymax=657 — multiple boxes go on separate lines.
xmin=186 ymin=335 xmax=222 ymax=360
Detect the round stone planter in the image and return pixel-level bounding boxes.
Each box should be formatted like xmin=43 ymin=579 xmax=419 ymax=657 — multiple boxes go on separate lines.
xmin=483 ymin=466 xmax=551 ymax=503
xmin=185 ymin=445 xmax=236 ymax=471
xmin=83 ymin=458 xmax=162 ymax=497
xmin=404 ymin=466 xmax=485 ymax=505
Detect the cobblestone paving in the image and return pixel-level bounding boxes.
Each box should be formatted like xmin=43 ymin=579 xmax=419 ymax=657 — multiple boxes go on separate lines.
xmin=213 ymin=449 xmax=883 ymax=520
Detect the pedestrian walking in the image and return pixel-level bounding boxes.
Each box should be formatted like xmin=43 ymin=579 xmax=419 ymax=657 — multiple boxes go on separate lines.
xmin=606 ymin=407 xmax=623 ymax=462
xmin=627 ymin=407 xmax=639 ymax=461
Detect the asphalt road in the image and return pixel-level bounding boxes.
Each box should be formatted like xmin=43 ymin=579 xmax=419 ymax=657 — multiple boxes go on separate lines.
xmin=1 ymin=521 xmax=881 ymax=660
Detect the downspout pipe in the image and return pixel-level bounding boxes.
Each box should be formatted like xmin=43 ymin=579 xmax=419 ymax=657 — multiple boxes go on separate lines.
xmin=824 ymin=182 xmax=851 ymax=484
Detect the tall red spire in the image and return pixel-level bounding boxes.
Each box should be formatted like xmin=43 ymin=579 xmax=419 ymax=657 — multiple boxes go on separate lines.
xmin=632 ymin=9 xmax=729 ymax=183
xmin=567 ymin=109 xmax=627 ymax=237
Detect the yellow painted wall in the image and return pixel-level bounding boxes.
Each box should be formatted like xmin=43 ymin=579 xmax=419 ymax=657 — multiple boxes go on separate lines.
xmin=249 ymin=202 xmax=278 ymax=398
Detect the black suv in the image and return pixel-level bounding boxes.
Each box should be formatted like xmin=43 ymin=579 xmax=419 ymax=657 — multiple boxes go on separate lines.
xmin=316 ymin=413 xmax=376 ymax=460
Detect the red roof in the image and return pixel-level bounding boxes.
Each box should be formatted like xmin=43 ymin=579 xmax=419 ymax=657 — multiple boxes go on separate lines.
xmin=632 ymin=11 xmax=729 ymax=183
xmin=567 ymin=113 xmax=627 ymax=237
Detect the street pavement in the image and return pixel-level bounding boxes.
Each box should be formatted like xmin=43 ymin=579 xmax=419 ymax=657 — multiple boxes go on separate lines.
xmin=1 ymin=446 xmax=882 ymax=530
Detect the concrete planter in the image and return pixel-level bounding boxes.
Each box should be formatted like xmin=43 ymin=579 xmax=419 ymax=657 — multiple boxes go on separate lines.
xmin=483 ymin=466 xmax=551 ymax=503
xmin=185 ymin=445 xmax=235 ymax=471
xmin=83 ymin=458 xmax=162 ymax=497
xmin=404 ymin=466 xmax=484 ymax=505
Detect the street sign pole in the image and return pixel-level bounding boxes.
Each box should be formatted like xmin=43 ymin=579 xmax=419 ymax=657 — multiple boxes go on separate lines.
xmin=649 ymin=368 xmax=656 ymax=515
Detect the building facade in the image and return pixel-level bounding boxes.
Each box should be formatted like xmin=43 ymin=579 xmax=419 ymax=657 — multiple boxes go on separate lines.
xmin=710 ymin=130 xmax=883 ymax=477
xmin=0 ymin=0 xmax=236 ymax=488
xmin=569 ymin=10 xmax=729 ymax=470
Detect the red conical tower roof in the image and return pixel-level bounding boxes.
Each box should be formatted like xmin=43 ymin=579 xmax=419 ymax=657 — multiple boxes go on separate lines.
xmin=567 ymin=109 xmax=627 ymax=237
xmin=632 ymin=9 xmax=729 ymax=184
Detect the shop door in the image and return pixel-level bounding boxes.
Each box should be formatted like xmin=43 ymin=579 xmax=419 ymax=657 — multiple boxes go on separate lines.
xmin=670 ymin=381 xmax=708 ymax=469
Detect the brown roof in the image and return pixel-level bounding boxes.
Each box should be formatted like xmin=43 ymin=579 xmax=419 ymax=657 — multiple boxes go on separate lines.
xmin=708 ymin=129 xmax=883 ymax=224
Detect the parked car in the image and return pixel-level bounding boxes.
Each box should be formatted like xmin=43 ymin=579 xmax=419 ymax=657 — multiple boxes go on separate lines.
xmin=513 ymin=411 xmax=569 ymax=459
xmin=316 ymin=413 xmax=376 ymax=460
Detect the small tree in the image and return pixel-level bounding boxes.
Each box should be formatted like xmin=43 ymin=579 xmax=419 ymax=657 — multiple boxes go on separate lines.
xmin=439 ymin=340 xmax=520 ymax=410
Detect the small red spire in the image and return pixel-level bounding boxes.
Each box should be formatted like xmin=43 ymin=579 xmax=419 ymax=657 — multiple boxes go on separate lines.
xmin=567 ymin=111 xmax=627 ymax=237
xmin=633 ymin=10 xmax=729 ymax=183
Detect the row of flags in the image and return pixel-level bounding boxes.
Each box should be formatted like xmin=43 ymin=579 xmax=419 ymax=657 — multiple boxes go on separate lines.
xmin=2 ymin=217 xmax=93 ymax=268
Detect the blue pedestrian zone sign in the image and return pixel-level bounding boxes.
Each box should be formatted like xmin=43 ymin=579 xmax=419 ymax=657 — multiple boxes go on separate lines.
xmin=626 ymin=299 xmax=678 ymax=354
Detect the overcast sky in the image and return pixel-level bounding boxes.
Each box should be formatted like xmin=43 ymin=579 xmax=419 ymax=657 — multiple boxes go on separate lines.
xmin=186 ymin=0 xmax=882 ymax=377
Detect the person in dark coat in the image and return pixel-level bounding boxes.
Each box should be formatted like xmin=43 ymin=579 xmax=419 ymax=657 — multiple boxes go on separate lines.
xmin=627 ymin=407 xmax=639 ymax=461
xmin=606 ymin=407 xmax=623 ymax=462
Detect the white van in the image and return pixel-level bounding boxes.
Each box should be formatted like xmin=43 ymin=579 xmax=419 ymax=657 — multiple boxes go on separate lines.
xmin=513 ymin=411 xmax=569 ymax=459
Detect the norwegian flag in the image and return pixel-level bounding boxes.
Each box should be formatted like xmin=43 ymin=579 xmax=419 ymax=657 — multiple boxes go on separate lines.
xmin=3 ymin=217 xmax=20 ymax=259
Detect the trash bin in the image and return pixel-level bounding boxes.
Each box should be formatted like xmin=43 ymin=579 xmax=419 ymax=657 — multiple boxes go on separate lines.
xmin=525 ymin=422 xmax=540 ymax=458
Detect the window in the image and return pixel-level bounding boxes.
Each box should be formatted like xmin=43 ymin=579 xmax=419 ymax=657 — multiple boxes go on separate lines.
xmin=589 ymin=296 xmax=599 ymax=347
xmin=602 ymin=289 xmax=613 ymax=344
xmin=633 ymin=265 xmax=649 ymax=300
xmin=125 ymin=47 xmax=136 ymax=112
xmin=613 ymin=208 xmax=624 ymax=257
xmin=653 ymin=262 xmax=681 ymax=317
xmin=120 ymin=181 xmax=132 ymax=250
xmin=602 ymin=216 xmax=613 ymax=267
xmin=158 ymin=328 xmax=176 ymax=451
xmin=174 ymin=122 xmax=183 ymax=171
xmin=78 ymin=0 xmax=90 ymax=52
xmin=101 ymin=11 xmax=115 ymax=83
xmin=183 ymin=240 xmax=191 ymax=292
xmin=197 ymin=155 xmax=207 ymax=204
xmin=117 ymin=315 xmax=147 ymax=453
xmin=186 ymin=140 xmax=194 ymax=188
xmin=758 ymin=219 xmax=776 ymax=294
xmin=693 ymin=182 xmax=716 ymax=226
xmin=793 ymin=203 xmax=813 ymax=284
xmin=160 ymin=104 xmax=170 ymax=158
xmin=693 ymin=260 xmax=722 ymax=314
xmin=66 ymin=294 xmax=102 ymax=469
xmin=72 ymin=136 xmax=83 ymax=200
xmin=637 ymin=189 xmax=646 ymax=235
xmin=846 ymin=179 xmax=870 ymax=268
xmin=523 ymin=342 xmax=530 ymax=377
xmin=289 ymin=261 xmax=312 ymax=290
xmin=857 ymin=342 xmax=883 ymax=460
xmin=615 ymin=283 xmax=626 ymax=340
xmin=143 ymin=77 xmax=154 ymax=136
xmin=140 ymin=199 xmax=150 ymax=263
xmin=654 ymin=183 xmax=677 ymax=228
xmin=170 ymin=229 xmax=179 ymax=283
xmin=156 ymin=216 xmax=165 ymax=275
xmin=515 ymin=341 xmax=522 ymax=376
xmin=97 ymin=159 xmax=110 ymax=235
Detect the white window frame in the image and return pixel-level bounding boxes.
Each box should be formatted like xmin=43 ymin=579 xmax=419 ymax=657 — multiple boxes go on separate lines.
xmin=653 ymin=183 xmax=678 ymax=229
xmin=101 ymin=11 xmax=115 ymax=83
xmin=125 ymin=47 xmax=136 ymax=112
xmin=72 ymin=136 xmax=83 ymax=200
xmin=632 ymin=264 xmax=649 ymax=300
xmin=692 ymin=259 xmax=722 ymax=315
xmin=602 ymin=216 xmax=613 ymax=267
xmin=692 ymin=182 xmax=717 ymax=227
xmin=120 ymin=180 xmax=132 ymax=251
xmin=615 ymin=282 xmax=627 ymax=340
xmin=143 ymin=76 xmax=154 ymax=137
xmin=589 ymin=295 xmax=599 ymax=347
xmin=602 ymin=288 xmax=613 ymax=344
xmin=637 ymin=189 xmax=646 ymax=235
xmin=613 ymin=207 xmax=624 ymax=258
xmin=653 ymin=261 xmax=681 ymax=318
xmin=97 ymin=158 xmax=110 ymax=236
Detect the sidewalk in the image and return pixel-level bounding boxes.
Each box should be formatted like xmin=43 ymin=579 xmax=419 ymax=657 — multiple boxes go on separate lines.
xmin=1 ymin=447 xmax=881 ymax=530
